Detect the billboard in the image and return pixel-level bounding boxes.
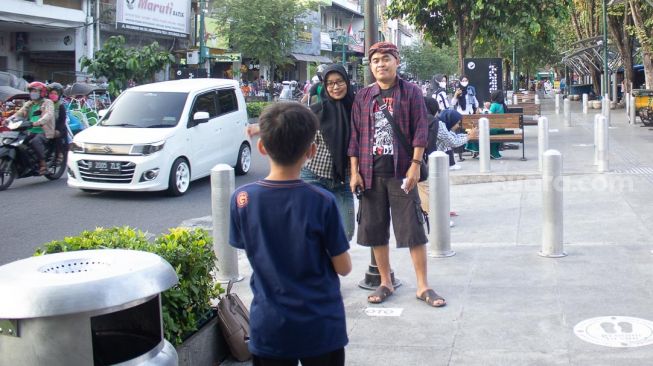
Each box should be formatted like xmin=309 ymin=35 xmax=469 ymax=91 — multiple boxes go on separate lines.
xmin=116 ymin=0 xmax=191 ymax=37
xmin=463 ymin=58 xmax=503 ymax=106
xmin=292 ymin=11 xmax=320 ymax=56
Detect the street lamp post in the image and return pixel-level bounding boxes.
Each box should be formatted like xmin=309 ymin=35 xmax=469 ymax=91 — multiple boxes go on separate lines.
xmin=602 ymin=0 xmax=609 ymax=98
xmin=329 ymin=28 xmax=348 ymax=67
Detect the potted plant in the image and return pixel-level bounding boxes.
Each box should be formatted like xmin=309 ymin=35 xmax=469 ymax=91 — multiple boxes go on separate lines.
xmin=34 ymin=226 xmax=228 ymax=365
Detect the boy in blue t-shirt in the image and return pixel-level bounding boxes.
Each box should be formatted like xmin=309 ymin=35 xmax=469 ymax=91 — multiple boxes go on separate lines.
xmin=229 ymin=102 xmax=352 ymax=366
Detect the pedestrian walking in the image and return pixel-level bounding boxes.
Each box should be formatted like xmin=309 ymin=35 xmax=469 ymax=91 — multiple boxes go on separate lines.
xmin=348 ymin=41 xmax=446 ymax=308
xmin=230 ymin=102 xmax=352 ymax=366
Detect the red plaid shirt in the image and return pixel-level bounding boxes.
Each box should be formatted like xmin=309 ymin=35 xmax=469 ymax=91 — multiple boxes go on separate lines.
xmin=348 ymin=78 xmax=428 ymax=189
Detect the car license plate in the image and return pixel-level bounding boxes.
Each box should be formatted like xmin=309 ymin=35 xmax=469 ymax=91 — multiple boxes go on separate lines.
xmin=91 ymin=161 xmax=121 ymax=173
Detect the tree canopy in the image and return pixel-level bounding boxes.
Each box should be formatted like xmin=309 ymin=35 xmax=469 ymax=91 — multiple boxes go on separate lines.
xmin=387 ymin=0 xmax=565 ymax=75
xmin=80 ymin=36 xmax=174 ymax=96
xmin=400 ymin=42 xmax=457 ymax=81
xmin=211 ymin=0 xmax=317 ymax=73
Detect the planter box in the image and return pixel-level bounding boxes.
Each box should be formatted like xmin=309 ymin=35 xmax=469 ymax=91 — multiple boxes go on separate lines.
xmin=176 ymin=315 xmax=230 ymax=366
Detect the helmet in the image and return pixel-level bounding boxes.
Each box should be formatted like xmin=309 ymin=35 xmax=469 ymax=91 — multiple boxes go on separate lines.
xmin=316 ymin=64 xmax=328 ymax=81
xmin=28 ymin=81 xmax=48 ymax=98
xmin=48 ymin=82 xmax=64 ymax=96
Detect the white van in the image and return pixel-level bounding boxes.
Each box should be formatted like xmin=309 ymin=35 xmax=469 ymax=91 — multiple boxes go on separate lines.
xmin=67 ymin=79 xmax=251 ymax=196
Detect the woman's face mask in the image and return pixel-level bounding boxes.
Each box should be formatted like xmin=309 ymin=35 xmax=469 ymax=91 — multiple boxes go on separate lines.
xmin=439 ymin=81 xmax=446 ymax=88
xmin=29 ymin=92 xmax=40 ymax=100
xmin=460 ymin=81 xmax=469 ymax=87
xmin=49 ymin=92 xmax=60 ymax=102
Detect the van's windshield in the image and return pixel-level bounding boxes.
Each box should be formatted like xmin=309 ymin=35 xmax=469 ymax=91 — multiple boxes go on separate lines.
xmin=100 ymin=91 xmax=188 ymax=128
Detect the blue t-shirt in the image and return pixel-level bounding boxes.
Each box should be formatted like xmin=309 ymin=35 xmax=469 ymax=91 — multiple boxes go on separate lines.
xmin=229 ymin=179 xmax=350 ymax=358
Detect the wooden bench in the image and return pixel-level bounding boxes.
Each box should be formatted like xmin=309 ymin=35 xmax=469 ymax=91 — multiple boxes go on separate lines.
xmin=461 ymin=113 xmax=526 ymax=161
xmin=507 ymin=103 xmax=541 ymax=126
xmin=515 ymin=93 xmax=536 ymax=103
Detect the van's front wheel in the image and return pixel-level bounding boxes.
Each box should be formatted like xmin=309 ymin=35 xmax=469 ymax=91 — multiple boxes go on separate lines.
xmin=167 ymin=158 xmax=190 ymax=196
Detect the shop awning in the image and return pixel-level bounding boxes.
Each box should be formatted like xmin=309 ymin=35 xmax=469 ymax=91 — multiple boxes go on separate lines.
xmin=291 ymin=53 xmax=332 ymax=63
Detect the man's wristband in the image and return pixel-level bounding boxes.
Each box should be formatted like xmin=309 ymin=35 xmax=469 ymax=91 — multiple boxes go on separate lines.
xmin=410 ymin=159 xmax=422 ymax=165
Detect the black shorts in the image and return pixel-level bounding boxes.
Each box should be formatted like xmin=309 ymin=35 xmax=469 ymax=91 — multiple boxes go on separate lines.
xmin=356 ymin=176 xmax=427 ymax=248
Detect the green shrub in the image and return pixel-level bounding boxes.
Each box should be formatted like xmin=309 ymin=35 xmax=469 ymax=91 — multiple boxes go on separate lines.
xmin=34 ymin=226 xmax=222 ymax=346
xmin=246 ymin=101 xmax=272 ymax=118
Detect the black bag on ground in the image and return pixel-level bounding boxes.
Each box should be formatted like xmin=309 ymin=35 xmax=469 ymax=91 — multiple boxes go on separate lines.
xmin=375 ymin=95 xmax=429 ymax=182
xmin=216 ymin=281 xmax=251 ymax=362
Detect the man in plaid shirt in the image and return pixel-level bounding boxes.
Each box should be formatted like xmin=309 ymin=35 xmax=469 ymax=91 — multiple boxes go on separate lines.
xmin=348 ymin=41 xmax=446 ymax=308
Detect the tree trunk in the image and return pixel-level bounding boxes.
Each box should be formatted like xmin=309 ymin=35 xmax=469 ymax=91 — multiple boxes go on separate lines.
xmin=630 ymin=0 xmax=653 ymax=89
xmin=592 ymin=68 xmax=602 ymax=96
xmin=456 ymin=14 xmax=466 ymax=76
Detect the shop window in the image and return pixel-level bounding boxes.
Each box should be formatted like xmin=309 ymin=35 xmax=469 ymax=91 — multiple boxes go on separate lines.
xmin=43 ymin=0 xmax=83 ymax=10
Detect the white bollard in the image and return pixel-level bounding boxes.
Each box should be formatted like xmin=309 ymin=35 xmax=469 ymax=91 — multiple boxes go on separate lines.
xmin=563 ymin=98 xmax=571 ymax=127
xmin=513 ymin=94 xmax=518 ymax=105
xmin=630 ymin=95 xmax=636 ymax=125
xmin=597 ymin=115 xmax=609 ymax=173
xmin=479 ymin=117 xmax=490 ymax=173
xmin=582 ymin=93 xmax=588 ymax=114
xmin=555 ymin=93 xmax=560 ymax=114
xmin=535 ymin=94 xmax=540 ymax=105
xmin=211 ymin=164 xmax=244 ymax=283
xmin=538 ymin=117 xmax=549 ymax=172
xmin=428 ymin=151 xmax=455 ymax=258
xmin=539 ymin=150 xmax=566 ymax=258
xmin=593 ymin=114 xmax=601 ymax=166
xmin=625 ymin=92 xmax=630 ymax=116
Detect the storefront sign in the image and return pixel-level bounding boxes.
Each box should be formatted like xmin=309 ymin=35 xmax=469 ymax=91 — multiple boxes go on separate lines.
xmin=320 ymin=32 xmax=332 ymax=51
xmin=29 ymin=31 xmax=75 ymax=52
xmin=116 ymin=0 xmax=191 ymax=37
xmin=213 ymin=53 xmax=241 ymax=63
xmin=292 ymin=11 xmax=320 ymax=56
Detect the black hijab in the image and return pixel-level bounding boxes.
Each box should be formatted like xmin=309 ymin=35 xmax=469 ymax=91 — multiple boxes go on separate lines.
xmin=491 ymin=90 xmax=508 ymax=113
xmin=457 ymin=79 xmax=468 ymax=111
xmin=310 ymin=64 xmax=353 ymax=182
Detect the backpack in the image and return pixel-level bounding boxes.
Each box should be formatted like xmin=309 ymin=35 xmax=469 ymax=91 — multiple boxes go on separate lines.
xmin=423 ymin=114 xmax=440 ymax=162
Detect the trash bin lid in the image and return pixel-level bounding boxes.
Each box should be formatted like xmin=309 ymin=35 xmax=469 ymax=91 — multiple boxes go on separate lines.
xmin=0 ymin=249 xmax=178 ymax=318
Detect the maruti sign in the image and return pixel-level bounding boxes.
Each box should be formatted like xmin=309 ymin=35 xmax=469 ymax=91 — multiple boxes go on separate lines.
xmin=116 ymin=0 xmax=191 ymax=37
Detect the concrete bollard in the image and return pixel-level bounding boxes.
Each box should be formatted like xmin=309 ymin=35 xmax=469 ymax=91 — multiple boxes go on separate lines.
xmin=625 ymin=92 xmax=630 ymax=116
xmin=582 ymin=93 xmax=588 ymax=114
xmin=211 ymin=164 xmax=244 ymax=283
xmin=428 ymin=151 xmax=455 ymax=258
xmin=597 ymin=115 xmax=609 ymax=173
xmin=513 ymin=94 xmax=518 ymax=105
xmin=538 ymin=117 xmax=549 ymax=172
xmin=593 ymin=114 xmax=601 ymax=166
xmin=535 ymin=94 xmax=540 ymax=105
xmin=479 ymin=117 xmax=490 ymax=173
xmin=555 ymin=93 xmax=560 ymax=114
xmin=539 ymin=150 xmax=566 ymax=258
xmin=563 ymin=98 xmax=571 ymax=127
xmin=630 ymin=95 xmax=636 ymax=125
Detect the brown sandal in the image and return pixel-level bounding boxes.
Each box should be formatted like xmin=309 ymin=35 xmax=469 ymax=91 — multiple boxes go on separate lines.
xmin=417 ymin=289 xmax=446 ymax=307
xmin=367 ymin=285 xmax=393 ymax=304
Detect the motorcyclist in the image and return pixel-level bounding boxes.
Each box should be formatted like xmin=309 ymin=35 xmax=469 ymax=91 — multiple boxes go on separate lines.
xmin=47 ymin=82 xmax=68 ymax=163
xmin=12 ymin=81 xmax=55 ymax=175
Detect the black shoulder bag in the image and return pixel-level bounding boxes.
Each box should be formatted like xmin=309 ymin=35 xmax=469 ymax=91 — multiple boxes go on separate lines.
xmin=375 ymin=95 xmax=428 ymax=182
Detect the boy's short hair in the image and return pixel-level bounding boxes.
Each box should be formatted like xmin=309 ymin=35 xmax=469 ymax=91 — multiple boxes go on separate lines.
xmin=259 ymin=102 xmax=318 ymax=166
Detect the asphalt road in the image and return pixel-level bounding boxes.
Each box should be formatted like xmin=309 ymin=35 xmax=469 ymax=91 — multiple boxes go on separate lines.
xmin=0 ymin=141 xmax=269 ymax=266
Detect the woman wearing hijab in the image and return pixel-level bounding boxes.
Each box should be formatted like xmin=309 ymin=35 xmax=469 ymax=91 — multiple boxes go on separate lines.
xmin=465 ymin=90 xmax=509 ymax=159
xmin=451 ymin=75 xmax=478 ymax=115
xmin=302 ymin=64 xmax=355 ymax=240
xmin=431 ymin=74 xmax=450 ymax=112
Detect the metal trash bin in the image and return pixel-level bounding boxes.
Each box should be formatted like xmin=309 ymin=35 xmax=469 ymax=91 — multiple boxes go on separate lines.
xmin=0 ymin=249 xmax=179 ymax=366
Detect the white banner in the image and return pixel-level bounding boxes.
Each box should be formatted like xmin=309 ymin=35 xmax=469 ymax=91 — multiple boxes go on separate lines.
xmin=29 ymin=31 xmax=75 ymax=52
xmin=116 ymin=0 xmax=191 ymax=37
xmin=320 ymin=32 xmax=332 ymax=51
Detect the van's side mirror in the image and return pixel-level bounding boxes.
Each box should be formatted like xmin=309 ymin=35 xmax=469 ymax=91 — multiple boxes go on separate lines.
xmin=98 ymin=109 xmax=107 ymax=119
xmin=193 ymin=111 xmax=210 ymax=124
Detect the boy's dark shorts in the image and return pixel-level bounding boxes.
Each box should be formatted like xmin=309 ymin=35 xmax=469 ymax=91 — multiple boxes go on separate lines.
xmin=356 ymin=176 xmax=427 ymax=248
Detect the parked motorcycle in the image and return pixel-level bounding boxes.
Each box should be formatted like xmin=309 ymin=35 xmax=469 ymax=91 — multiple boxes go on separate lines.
xmin=0 ymin=118 xmax=67 ymax=191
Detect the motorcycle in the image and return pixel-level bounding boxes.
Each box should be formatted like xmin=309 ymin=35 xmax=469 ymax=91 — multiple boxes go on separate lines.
xmin=0 ymin=118 xmax=67 ymax=191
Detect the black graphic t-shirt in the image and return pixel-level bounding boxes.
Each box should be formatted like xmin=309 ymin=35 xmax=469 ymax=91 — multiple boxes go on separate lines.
xmin=372 ymin=87 xmax=396 ymax=177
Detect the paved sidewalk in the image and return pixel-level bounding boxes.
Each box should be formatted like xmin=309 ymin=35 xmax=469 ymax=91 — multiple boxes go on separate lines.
xmin=213 ymin=98 xmax=653 ymax=365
